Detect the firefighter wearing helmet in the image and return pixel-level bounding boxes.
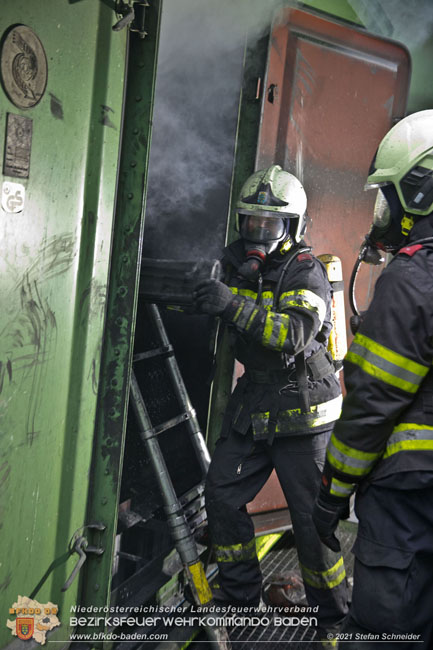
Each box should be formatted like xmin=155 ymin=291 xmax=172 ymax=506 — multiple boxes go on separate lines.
xmin=195 ymin=164 xmax=349 ymax=635
xmin=313 ymin=110 xmax=433 ymax=648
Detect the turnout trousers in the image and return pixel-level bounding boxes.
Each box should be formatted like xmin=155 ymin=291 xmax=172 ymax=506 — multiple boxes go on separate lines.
xmin=340 ymin=484 xmax=433 ymax=650
xmin=205 ymin=428 xmax=349 ymax=626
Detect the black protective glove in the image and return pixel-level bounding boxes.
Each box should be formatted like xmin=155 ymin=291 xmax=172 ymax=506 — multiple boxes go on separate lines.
xmin=312 ymin=497 xmax=350 ymax=552
xmin=194 ymin=279 xmax=233 ymax=315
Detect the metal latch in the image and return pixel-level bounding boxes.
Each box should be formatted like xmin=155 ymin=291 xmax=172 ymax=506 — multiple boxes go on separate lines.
xmin=113 ymin=1 xmax=149 ymax=38
xmin=113 ymin=1 xmax=135 ymax=31
xmin=62 ymin=523 xmax=106 ymax=592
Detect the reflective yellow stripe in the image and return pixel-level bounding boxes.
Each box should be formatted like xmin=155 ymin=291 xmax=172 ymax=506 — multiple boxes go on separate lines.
xmin=245 ymin=307 xmax=260 ymax=331
xmin=276 ymin=319 xmax=288 ymax=350
xmin=259 ymin=290 xmax=273 ymax=312
xmin=188 ymin=561 xmax=213 ymax=604
xmin=229 ymin=287 xmax=257 ymax=300
xmin=393 ymin=422 xmax=433 ymax=433
xmin=251 ymin=395 xmax=342 ymax=438
xmin=346 ymin=351 xmax=420 ymax=393
xmin=384 ymin=439 xmax=433 ymax=457
xmin=262 ymin=312 xmax=289 ymax=351
xmin=301 ymin=557 xmax=346 ymax=590
xmin=279 ymin=289 xmax=326 ymax=325
xmin=346 ymin=333 xmax=429 ymax=394
xmin=214 ymin=538 xmax=257 ymax=563
xmin=354 ymin=333 xmax=428 ymax=377
xmin=327 ymin=432 xmax=381 ymax=476
xmin=262 ymin=313 xmax=275 ymax=346
xmin=232 ymin=302 xmax=244 ymax=324
xmin=383 ymin=423 xmax=433 ymax=459
xmin=255 ymin=533 xmax=282 ymax=561
xmin=330 ymin=477 xmax=355 ymax=498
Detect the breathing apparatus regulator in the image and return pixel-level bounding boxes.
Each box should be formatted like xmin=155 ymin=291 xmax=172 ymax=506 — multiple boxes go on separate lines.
xmin=349 ymin=109 xmax=433 ymax=334
xmin=235 ymin=164 xmax=307 ymax=281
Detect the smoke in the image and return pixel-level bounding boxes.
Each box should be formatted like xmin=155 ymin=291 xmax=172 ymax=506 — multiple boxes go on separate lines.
xmin=347 ymin=0 xmax=433 ymax=50
xmin=144 ymin=0 xmax=296 ymax=259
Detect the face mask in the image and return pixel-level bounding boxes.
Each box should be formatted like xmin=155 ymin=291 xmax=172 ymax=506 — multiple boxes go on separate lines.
xmin=240 ymin=214 xmax=285 ymax=254
xmin=368 ymin=186 xmax=407 ymax=253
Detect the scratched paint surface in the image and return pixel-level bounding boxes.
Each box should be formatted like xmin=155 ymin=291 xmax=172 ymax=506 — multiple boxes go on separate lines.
xmin=0 ymin=1 xmax=126 ymax=644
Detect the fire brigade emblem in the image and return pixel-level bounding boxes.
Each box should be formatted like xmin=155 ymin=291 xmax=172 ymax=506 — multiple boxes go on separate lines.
xmin=1 ymin=25 xmax=48 ymax=109
xmin=257 ymin=191 xmax=267 ymax=204
xmin=16 ymin=618 xmax=34 ymax=641
xmin=7 ymin=596 xmax=60 ymax=645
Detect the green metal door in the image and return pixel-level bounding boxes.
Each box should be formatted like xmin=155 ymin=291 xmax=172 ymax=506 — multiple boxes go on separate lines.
xmin=0 ymin=1 xmax=127 ymax=645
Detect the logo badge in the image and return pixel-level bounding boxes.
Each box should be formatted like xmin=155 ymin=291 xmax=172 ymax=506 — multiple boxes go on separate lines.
xmin=16 ymin=618 xmax=34 ymax=641
xmin=7 ymin=597 xmax=60 ymax=644
xmin=0 ymin=25 xmax=48 ymax=110
xmin=257 ymin=191 xmax=267 ymax=205
xmin=2 ymin=181 xmax=25 ymax=213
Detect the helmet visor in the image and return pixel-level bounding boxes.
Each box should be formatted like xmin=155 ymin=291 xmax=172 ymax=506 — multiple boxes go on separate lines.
xmin=239 ymin=214 xmax=285 ymax=244
xmin=373 ymin=189 xmax=392 ymax=229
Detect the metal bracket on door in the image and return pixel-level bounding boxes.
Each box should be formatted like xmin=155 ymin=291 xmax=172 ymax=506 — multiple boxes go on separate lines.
xmin=113 ymin=1 xmax=149 ymax=38
xmin=61 ymin=523 xmax=106 ymax=592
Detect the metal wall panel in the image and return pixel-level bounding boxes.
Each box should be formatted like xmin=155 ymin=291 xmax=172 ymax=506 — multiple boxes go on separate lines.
xmin=0 ymin=1 xmax=127 ymax=644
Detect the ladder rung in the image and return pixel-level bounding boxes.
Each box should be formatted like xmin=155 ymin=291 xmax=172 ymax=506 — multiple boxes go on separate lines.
xmin=133 ymin=344 xmax=173 ymax=361
xmin=154 ymin=412 xmax=190 ymax=435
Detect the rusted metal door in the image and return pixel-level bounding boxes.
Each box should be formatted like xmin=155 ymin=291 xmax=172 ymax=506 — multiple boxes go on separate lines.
xmin=248 ymin=6 xmax=410 ymax=517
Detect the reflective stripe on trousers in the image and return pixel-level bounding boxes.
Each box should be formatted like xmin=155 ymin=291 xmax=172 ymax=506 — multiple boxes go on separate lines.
xmin=214 ymin=538 xmax=257 ymax=563
xmin=301 ymin=556 xmax=346 ymax=590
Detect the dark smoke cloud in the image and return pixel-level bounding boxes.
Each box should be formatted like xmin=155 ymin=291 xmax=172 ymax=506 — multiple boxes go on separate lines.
xmin=144 ymin=0 xmax=297 ymax=260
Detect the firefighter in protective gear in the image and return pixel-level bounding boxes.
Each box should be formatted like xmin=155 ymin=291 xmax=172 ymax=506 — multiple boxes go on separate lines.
xmin=195 ymin=165 xmax=349 ymax=629
xmin=313 ymin=110 xmax=433 ymax=649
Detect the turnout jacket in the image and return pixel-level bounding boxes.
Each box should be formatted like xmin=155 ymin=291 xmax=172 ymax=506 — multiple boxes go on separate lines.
xmin=220 ymin=240 xmax=342 ymax=441
xmin=325 ymin=217 xmax=433 ymax=497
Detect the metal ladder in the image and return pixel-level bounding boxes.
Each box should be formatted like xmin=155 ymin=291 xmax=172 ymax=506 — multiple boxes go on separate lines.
xmin=129 ymin=303 xmax=230 ymax=649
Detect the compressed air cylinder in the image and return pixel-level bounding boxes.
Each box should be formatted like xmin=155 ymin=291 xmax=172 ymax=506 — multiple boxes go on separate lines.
xmin=317 ymin=254 xmax=347 ymax=363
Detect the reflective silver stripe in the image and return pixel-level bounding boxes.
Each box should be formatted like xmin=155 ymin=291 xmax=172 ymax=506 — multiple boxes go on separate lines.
xmin=327 ymin=432 xmax=381 ymax=476
xmin=262 ymin=312 xmax=289 ymax=351
xmin=229 ymin=287 xmax=256 ymax=300
xmin=346 ymin=333 xmax=429 ymax=394
xmin=279 ymin=289 xmax=326 ymax=326
xmin=261 ymin=290 xmax=274 ymax=311
xmin=301 ymin=557 xmax=346 ymax=590
xmin=349 ymin=341 xmax=425 ymax=391
xmin=383 ymin=423 xmax=433 ymax=458
xmin=214 ymin=538 xmax=257 ymax=563
xmin=251 ymin=395 xmax=342 ymax=438
xmin=330 ymin=477 xmax=354 ymax=498
xmin=232 ymin=298 xmax=258 ymax=330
